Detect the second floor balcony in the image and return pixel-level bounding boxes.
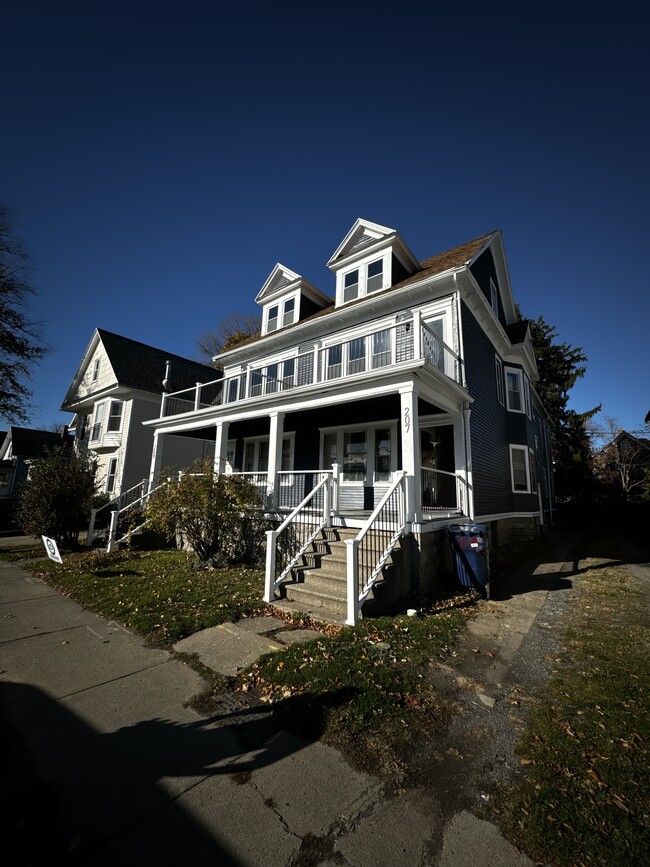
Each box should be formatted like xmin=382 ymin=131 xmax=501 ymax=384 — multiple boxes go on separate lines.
xmin=161 ymin=316 xmax=464 ymax=419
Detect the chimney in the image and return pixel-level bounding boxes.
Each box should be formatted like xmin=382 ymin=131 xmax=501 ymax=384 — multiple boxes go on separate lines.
xmin=162 ymin=360 xmax=172 ymax=393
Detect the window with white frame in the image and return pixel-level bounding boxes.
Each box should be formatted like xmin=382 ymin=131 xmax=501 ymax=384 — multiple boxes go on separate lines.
xmin=339 ymin=256 xmax=386 ymax=305
xmin=282 ymin=298 xmax=295 ymax=327
xmin=372 ymin=329 xmax=391 ymax=368
xmin=106 ymin=401 xmax=123 ymax=432
xmin=0 ymin=471 xmax=10 ymax=488
xmin=266 ymin=297 xmax=296 ymax=334
xmin=105 ymin=457 xmax=118 ymax=494
xmin=321 ymin=424 xmax=395 ymax=484
xmin=92 ymin=358 xmax=101 ymax=383
xmin=523 ymin=374 xmax=532 ymax=419
xmin=529 ymin=447 xmax=537 ymax=493
xmin=266 ymin=304 xmax=279 ymax=333
xmin=509 ymin=444 xmax=531 ymax=493
xmin=489 ymin=277 xmax=499 ymax=315
xmin=505 ymin=367 xmax=524 ymax=413
xmin=243 ymin=436 xmax=293 ymax=476
xmin=495 ymin=356 xmax=504 ymax=405
xmin=91 ymin=403 xmax=105 ymax=441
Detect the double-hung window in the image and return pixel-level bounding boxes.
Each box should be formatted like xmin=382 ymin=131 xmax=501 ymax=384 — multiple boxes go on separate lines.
xmin=282 ymin=298 xmax=295 ymax=327
xmin=489 ymin=277 xmax=499 ymax=315
xmin=372 ymin=329 xmax=391 ymax=368
xmin=366 ymin=259 xmax=383 ymax=293
xmin=348 ymin=337 xmax=366 ymax=374
xmin=106 ymin=457 xmax=118 ymax=494
xmin=505 ymin=367 xmax=524 ymax=413
xmin=107 ymin=401 xmax=123 ymax=432
xmin=91 ymin=403 xmax=105 ymax=442
xmin=343 ymin=269 xmax=359 ymax=303
xmin=510 ymin=445 xmax=532 ymax=493
xmin=267 ymin=305 xmax=279 ymax=333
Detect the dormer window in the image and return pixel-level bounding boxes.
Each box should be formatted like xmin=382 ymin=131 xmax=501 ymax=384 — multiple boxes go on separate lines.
xmin=344 ymin=270 xmax=359 ymax=303
xmin=267 ymin=305 xmax=279 ymax=333
xmin=367 ymin=259 xmax=383 ymax=293
xmin=282 ymin=298 xmax=295 ymax=327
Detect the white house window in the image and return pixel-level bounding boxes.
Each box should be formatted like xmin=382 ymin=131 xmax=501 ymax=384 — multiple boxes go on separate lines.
xmin=348 ymin=337 xmax=366 ymax=374
xmin=529 ymin=447 xmax=537 ymax=492
xmin=283 ymin=358 xmax=295 ymax=388
xmin=523 ymin=374 xmax=532 ymax=419
xmin=78 ymin=415 xmax=89 ymax=441
xmin=322 ymin=424 xmax=395 ymax=484
xmin=505 ymin=367 xmax=524 ymax=413
xmin=327 ymin=344 xmax=343 ymax=379
xmin=489 ymin=277 xmax=498 ymax=315
xmin=510 ymin=445 xmax=531 ymax=493
xmin=106 ymin=401 xmax=123 ymax=432
xmin=343 ymin=269 xmax=360 ymax=303
xmin=343 ymin=431 xmax=366 ymax=481
xmin=243 ymin=436 xmax=293 ymax=476
xmin=495 ymin=356 xmax=504 ymax=405
xmin=106 ymin=457 xmax=118 ymax=494
xmin=282 ymin=298 xmax=295 ymax=327
xmin=372 ymin=329 xmax=392 ymax=368
xmin=267 ymin=305 xmax=279 ymax=332
xmin=366 ymin=259 xmax=383 ymax=293
xmin=92 ymin=358 xmax=101 ymax=383
xmin=91 ymin=403 xmax=105 ymax=441
xmin=0 ymin=471 xmax=9 ymax=488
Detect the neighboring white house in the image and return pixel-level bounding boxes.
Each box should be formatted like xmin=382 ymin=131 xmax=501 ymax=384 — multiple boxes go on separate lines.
xmin=61 ymin=329 xmax=217 ymax=498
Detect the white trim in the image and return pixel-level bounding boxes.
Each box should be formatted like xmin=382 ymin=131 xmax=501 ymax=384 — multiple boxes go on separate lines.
xmin=495 ymin=355 xmax=504 ymax=405
xmin=505 ymin=366 xmax=525 ymax=413
xmin=319 ymin=420 xmax=397 ymax=486
xmin=509 ymin=444 xmax=532 ymax=493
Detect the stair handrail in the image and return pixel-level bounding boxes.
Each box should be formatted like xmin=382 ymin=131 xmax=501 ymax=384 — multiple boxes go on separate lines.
xmin=263 ymin=471 xmax=332 ymax=603
xmin=105 ymin=478 xmax=168 ymax=553
xmin=345 ymin=471 xmax=407 ymax=626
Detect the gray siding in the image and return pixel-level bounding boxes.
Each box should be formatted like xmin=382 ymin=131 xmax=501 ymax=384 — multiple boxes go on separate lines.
xmin=121 ymin=397 xmax=160 ymax=490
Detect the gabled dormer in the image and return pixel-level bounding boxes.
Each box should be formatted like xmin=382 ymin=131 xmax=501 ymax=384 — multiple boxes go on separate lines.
xmin=256 ymin=264 xmax=331 ymax=337
xmin=327 ymin=218 xmax=421 ymax=308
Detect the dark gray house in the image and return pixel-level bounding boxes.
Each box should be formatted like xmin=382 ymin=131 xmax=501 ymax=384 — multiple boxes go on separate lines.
xmin=138 ymin=219 xmax=553 ymax=622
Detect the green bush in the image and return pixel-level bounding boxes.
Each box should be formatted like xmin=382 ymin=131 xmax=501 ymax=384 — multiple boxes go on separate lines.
xmin=145 ymin=459 xmax=267 ymax=565
xmin=15 ymin=446 xmax=99 ymax=546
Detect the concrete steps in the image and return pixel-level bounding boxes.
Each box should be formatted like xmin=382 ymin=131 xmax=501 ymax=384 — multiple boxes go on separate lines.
xmin=277 ymin=527 xmax=401 ymax=625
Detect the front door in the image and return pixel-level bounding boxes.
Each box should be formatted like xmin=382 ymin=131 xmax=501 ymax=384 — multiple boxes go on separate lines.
xmin=322 ymin=424 xmax=395 ymax=511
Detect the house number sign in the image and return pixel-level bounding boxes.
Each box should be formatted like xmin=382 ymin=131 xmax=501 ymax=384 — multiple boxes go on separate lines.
xmin=404 ymin=406 xmax=411 ymax=433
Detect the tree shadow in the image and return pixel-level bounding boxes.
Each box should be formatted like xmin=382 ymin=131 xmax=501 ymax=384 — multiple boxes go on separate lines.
xmin=1 ymin=682 xmax=357 ymax=865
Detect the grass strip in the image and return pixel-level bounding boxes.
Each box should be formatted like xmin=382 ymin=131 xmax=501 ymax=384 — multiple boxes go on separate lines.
xmin=496 ymin=559 xmax=649 ymax=865
xmin=21 ymin=549 xmax=265 ymax=644
xmin=240 ymin=606 xmax=470 ymax=771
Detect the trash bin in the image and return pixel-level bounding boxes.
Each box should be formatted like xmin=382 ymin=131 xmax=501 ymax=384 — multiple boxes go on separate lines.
xmin=448 ymin=524 xmax=489 ymax=597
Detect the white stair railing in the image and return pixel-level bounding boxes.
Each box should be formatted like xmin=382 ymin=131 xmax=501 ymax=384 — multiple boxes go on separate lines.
xmin=87 ymin=478 xmax=151 ymax=547
xmin=345 ymin=471 xmax=407 ymax=626
xmin=264 ymin=472 xmax=332 ymax=603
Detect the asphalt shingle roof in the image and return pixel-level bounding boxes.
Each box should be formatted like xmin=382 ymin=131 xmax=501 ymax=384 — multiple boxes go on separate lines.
xmin=96 ymin=330 xmax=218 ymax=393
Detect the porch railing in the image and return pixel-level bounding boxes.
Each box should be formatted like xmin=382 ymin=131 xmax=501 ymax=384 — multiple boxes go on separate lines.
xmin=87 ymin=478 xmax=152 ymax=547
xmin=264 ymin=471 xmax=332 ymax=602
xmin=420 ymin=467 xmax=464 ymax=514
xmin=160 ymin=318 xmax=464 ymax=418
xmin=345 ymin=471 xmax=407 ymax=626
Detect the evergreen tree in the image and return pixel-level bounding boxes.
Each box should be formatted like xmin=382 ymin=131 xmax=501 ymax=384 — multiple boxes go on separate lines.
xmin=523 ymin=311 xmax=599 ymax=501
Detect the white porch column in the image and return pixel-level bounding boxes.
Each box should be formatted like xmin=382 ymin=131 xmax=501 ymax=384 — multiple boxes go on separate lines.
xmin=214 ymin=420 xmax=229 ymax=475
xmin=400 ymin=386 xmax=421 ymax=523
xmin=267 ymin=411 xmax=285 ymax=509
xmin=149 ymin=431 xmax=164 ymax=488
xmin=462 ymin=404 xmax=474 ymax=519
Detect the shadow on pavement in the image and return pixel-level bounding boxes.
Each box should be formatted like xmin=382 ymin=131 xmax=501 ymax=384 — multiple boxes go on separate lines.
xmin=1 ymin=681 xmax=356 ymax=865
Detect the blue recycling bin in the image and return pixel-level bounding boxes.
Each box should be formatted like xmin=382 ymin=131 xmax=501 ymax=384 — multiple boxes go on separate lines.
xmin=448 ymin=524 xmax=489 ymax=596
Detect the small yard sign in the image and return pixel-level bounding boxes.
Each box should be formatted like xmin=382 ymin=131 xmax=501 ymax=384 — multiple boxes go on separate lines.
xmin=42 ymin=535 xmax=63 ymax=564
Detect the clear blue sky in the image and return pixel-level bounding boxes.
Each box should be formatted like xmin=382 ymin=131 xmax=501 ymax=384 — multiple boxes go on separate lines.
xmin=3 ymin=1 xmax=648 ymax=435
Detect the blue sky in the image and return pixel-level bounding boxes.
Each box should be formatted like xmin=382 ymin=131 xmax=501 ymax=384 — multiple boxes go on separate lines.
xmin=2 ymin=1 xmax=648 ymax=435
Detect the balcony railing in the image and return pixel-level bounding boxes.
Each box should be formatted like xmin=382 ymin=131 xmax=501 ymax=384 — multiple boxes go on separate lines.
xmin=160 ymin=318 xmax=463 ymax=418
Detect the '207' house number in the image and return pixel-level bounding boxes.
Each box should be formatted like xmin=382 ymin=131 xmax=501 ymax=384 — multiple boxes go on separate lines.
xmin=403 ymin=407 xmax=411 ymax=433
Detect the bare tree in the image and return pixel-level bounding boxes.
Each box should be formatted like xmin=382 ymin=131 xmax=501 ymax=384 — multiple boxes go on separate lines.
xmin=0 ymin=205 xmax=49 ymax=423
xmin=197 ymin=313 xmax=261 ymax=364
xmin=592 ymin=416 xmax=650 ymax=497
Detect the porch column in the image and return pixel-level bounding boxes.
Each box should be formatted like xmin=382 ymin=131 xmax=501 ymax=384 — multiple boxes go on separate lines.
xmin=214 ymin=420 xmax=229 ymax=474
xmin=149 ymin=430 xmax=164 ymax=488
xmin=462 ymin=405 xmax=475 ymax=519
xmin=267 ymin=411 xmax=285 ymax=509
xmin=400 ymin=385 xmax=421 ymax=523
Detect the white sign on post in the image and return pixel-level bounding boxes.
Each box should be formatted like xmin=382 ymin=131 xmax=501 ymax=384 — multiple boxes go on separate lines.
xmin=42 ymin=535 xmax=63 ymax=564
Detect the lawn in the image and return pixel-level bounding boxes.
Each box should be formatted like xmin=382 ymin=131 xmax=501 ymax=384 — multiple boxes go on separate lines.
xmin=21 ymin=548 xmax=266 ymax=644
xmin=495 ymin=557 xmax=650 ymax=865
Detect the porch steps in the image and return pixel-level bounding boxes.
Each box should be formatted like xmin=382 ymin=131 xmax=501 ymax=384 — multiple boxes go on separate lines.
xmin=277 ymin=527 xmax=400 ymax=625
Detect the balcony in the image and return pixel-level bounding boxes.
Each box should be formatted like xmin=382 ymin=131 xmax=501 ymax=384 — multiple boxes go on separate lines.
xmin=160 ymin=319 xmax=463 ymax=419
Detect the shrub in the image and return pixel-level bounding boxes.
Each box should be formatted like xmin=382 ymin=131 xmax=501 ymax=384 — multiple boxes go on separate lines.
xmin=15 ymin=447 xmax=99 ymax=546
xmin=145 ymin=459 xmax=267 ymax=565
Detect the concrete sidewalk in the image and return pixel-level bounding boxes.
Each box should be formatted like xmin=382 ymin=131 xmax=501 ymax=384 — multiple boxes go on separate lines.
xmin=0 ymin=545 xmax=552 ymax=865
